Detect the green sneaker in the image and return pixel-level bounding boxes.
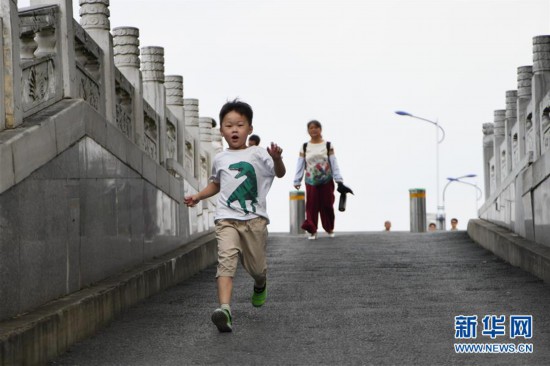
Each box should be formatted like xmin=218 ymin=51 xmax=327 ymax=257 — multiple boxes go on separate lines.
xmin=251 ymin=283 xmax=267 ymax=307
xmin=211 ymin=308 xmax=232 ymax=332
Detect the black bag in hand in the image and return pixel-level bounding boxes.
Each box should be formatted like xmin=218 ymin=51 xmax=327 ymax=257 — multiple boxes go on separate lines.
xmin=337 ymin=182 xmax=354 ymax=212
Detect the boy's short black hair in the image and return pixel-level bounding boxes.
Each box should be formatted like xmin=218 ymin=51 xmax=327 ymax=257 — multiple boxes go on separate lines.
xmin=219 ymin=99 xmax=253 ymax=126
xmin=249 ymin=134 xmax=260 ymax=144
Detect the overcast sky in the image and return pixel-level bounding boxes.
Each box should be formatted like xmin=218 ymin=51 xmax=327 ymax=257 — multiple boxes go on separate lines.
xmin=22 ymin=0 xmax=550 ymax=232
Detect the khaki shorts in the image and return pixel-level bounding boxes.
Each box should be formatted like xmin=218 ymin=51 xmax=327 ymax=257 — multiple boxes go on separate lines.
xmin=215 ymin=217 xmax=268 ymax=284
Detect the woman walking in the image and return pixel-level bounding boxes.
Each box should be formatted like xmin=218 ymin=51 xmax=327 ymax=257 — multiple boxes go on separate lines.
xmin=293 ymin=120 xmax=345 ymax=239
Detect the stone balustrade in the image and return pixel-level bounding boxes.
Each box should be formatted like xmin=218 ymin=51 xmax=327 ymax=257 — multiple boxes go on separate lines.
xmin=18 ymin=5 xmax=65 ymax=117
xmin=480 ymin=34 xmax=550 ymax=245
xmin=0 ymin=0 xmax=221 ymax=322
xmin=1 ymin=0 xmax=218 ymax=179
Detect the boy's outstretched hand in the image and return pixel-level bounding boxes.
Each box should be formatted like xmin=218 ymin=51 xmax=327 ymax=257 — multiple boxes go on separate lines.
xmin=183 ymin=195 xmax=200 ymax=207
xmin=267 ymin=142 xmax=286 ymax=178
xmin=267 ymin=142 xmax=283 ymax=159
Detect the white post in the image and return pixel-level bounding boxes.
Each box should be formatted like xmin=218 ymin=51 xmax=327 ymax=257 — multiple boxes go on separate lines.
xmin=79 ymin=0 xmax=116 ymax=123
xmin=517 ymin=66 xmax=532 ymax=162
xmin=184 ymin=98 xmax=200 ymax=178
xmin=505 ymin=90 xmax=517 ymax=173
xmin=141 ymin=46 xmax=166 ymax=165
xmin=493 ymin=110 xmax=506 ymax=188
xmin=531 ymin=35 xmax=550 ymax=160
xmin=435 ymin=120 xmax=444 ymax=230
xmin=113 ymin=26 xmax=144 ymax=149
xmin=482 ymin=123 xmax=494 ymax=199
xmin=165 ymin=75 xmax=185 ymax=166
xmin=1 ymin=0 xmax=22 ymax=130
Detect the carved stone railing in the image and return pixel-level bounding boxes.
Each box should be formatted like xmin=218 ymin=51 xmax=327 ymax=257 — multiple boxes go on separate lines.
xmin=480 ymin=34 xmax=550 ymax=246
xmin=0 ymin=0 xmax=222 ymax=233
xmin=143 ymin=100 xmax=159 ymax=162
xmin=18 ymin=5 xmax=64 ymax=117
xmin=1 ymin=0 xmax=218 ymax=186
xmin=114 ymin=67 xmax=134 ymax=140
xmin=73 ymin=19 xmax=103 ymax=113
xmin=166 ymin=110 xmax=178 ymax=161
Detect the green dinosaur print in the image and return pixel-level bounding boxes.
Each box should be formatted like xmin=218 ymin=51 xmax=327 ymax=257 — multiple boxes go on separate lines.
xmin=227 ymin=161 xmax=258 ymax=214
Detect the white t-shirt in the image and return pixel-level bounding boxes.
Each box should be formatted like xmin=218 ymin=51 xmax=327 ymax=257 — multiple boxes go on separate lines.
xmin=211 ymin=146 xmax=276 ymax=223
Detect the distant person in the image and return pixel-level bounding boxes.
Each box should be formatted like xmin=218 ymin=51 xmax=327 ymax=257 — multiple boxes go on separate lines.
xmin=183 ymin=99 xmax=286 ymax=333
xmin=384 ymin=220 xmax=392 ymax=231
xmin=428 ymin=222 xmax=437 ymax=232
xmin=248 ymin=134 xmax=260 ymax=146
xmin=293 ymin=120 xmax=349 ymax=240
xmin=450 ymin=218 xmax=458 ymax=231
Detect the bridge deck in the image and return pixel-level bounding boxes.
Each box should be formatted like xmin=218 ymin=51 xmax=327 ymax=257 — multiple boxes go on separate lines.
xmin=50 ymin=231 xmax=550 ymax=365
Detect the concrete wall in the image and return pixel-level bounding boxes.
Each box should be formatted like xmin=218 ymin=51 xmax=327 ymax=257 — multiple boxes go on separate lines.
xmin=0 ymin=231 xmax=217 ymax=366
xmin=0 ymin=99 xmax=214 ymax=322
xmin=468 ymin=219 xmax=550 ymax=283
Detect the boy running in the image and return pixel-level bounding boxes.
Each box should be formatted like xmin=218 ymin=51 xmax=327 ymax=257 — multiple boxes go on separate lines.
xmin=183 ymin=99 xmax=286 ymax=332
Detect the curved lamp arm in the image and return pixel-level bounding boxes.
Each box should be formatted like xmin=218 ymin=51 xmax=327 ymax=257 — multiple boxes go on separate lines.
xmin=395 ymin=111 xmax=446 ymax=143
xmin=443 ymin=176 xmax=482 ymax=204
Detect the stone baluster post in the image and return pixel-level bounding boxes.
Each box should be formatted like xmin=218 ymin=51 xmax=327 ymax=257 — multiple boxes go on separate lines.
xmin=531 ymin=35 xmax=550 ymax=160
xmin=79 ymin=0 xmax=116 ymax=123
xmin=1 ymin=0 xmax=22 ymax=130
xmin=199 ymin=117 xmax=213 ymax=146
xmin=112 ymin=26 xmax=144 ymax=149
xmin=505 ymin=90 xmax=517 ymax=171
xmin=493 ymin=110 xmax=506 ymax=186
xmin=482 ymin=123 xmax=494 ymax=198
xmin=184 ymin=99 xmax=200 ymax=129
xmin=198 ymin=116 xmax=215 ymax=181
xmin=198 ymin=116 xmax=214 ymax=225
xmin=141 ymin=46 xmax=166 ymax=165
xmin=184 ymin=98 xmax=200 ymax=177
xmin=517 ymin=66 xmax=533 ymax=162
xmin=31 ymin=0 xmax=77 ymax=100
xmin=211 ymin=123 xmax=223 ymax=153
xmin=199 ymin=116 xmax=214 ymax=183
xmin=165 ymin=75 xmax=185 ymax=166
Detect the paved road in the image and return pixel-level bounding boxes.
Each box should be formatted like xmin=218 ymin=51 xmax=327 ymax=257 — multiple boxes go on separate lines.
xmin=50 ymin=231 xmax=550 ymax=365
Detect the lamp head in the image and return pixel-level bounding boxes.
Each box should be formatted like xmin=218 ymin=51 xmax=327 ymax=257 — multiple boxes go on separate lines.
xmin=395 ymin=111 xmax=412 ymax=116
xmin=448 ymin=174 xmax=477 ymax=181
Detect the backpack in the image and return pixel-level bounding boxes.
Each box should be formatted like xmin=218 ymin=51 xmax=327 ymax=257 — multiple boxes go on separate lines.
xmin=302 ymin=141 xmax=331 ymax=159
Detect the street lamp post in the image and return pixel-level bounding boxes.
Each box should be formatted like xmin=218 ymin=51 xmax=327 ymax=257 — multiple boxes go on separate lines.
xmin=395 ymin=110 xmax=446 ymax=230
xmin=442 ymin=174 xmax=479 ymax=229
